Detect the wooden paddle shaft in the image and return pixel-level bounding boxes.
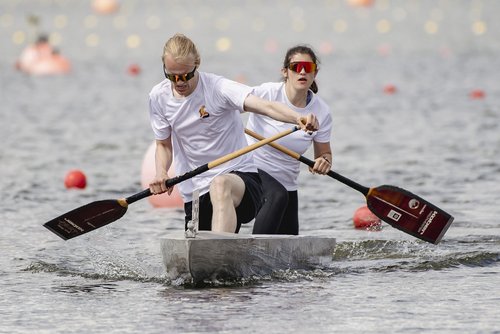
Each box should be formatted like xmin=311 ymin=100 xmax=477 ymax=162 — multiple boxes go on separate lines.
xmin=209 ymin=126 xmax=299 ymax=168
xmin=126 ymin=126 xmax=300 ymax=205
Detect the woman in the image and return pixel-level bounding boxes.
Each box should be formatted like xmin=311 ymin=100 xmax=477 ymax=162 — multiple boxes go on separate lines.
xmin=247 ymin=45 xmax=333 ymax=235
xmin=148 ymin=34 xmax=318 ymax=234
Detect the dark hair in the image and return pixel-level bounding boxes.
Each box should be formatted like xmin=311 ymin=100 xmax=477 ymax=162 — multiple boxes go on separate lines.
xmin=282 ymin=45 xmax=320 ymax=93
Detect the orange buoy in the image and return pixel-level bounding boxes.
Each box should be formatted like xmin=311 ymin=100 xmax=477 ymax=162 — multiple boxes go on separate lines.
xmin=383 ymin=84 xmax=397 ymax=95
xmin=141 ymin=142 xmax=183 ymax=208
xmin=469 ymin=89 xmax=485 ymax=99
xmin=347 ymin=0 xmax=374 ymax=7
xmin=64 ymin=170 xmax=87 ymax=189
xmin=353 ymin=205 xmax=381 ymax=230
xmin=92 ymin=0 xmax=119 ymax=14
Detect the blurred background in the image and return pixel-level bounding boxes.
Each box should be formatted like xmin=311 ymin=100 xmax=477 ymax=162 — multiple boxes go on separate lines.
xmin=1 ymin=0 xmax=498 ymax=78
xmin=1 ymin=0 xmax=498 ymax=218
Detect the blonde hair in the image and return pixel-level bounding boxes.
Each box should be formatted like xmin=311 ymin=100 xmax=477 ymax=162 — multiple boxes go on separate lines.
xmin=162 ymin=33 xmax=201 ymax=66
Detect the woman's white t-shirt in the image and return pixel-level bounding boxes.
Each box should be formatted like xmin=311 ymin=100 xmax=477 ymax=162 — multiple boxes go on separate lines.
xmin=149 ymin=72 xmax=256 ymax=202
xmin=246 ymin=82 xmax=332 ymax=191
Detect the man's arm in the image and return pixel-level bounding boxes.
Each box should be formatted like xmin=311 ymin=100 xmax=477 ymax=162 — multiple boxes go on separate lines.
xmin=149 ymin=137 xmax=174 ymax=195
xmin=243 ymin=94 xmax=318 ymax=131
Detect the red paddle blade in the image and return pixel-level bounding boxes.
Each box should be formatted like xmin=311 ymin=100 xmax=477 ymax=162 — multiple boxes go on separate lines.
xmin=366 ymin=185 xmax=454 ymax=244
xmin=43 ymin=200 xmax=128 ymax=240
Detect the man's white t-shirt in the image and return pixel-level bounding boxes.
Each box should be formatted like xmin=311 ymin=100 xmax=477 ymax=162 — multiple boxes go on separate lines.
xmin=149 ymin=72 xmax=256 ymax=202
xmin=246 ymin=82 xmax=332 ymax=191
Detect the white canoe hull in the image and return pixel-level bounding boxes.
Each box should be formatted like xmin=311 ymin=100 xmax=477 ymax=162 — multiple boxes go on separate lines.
xmin=160 ymin=231 xmax=336 ymax=283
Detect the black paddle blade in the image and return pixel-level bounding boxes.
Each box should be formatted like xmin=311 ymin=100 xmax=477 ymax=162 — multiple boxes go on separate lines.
xmin=366 ymin=185 xmax=454 ymax=244
xmin=43 ymin=199 xmax=128 ymax=240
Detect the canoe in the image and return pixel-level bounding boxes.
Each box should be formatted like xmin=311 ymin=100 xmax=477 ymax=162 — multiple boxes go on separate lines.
xmin=160 ymin=231 xmax=336 ymax=283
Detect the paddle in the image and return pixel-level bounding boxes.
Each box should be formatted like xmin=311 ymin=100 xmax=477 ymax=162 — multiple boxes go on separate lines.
xmin=245 ymin=128 xmax=454 ymax=244
xmin=43 ymin=126 xmax=300 ymax=240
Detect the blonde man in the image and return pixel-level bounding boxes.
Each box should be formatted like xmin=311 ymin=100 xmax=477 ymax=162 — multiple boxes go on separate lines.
xmin=148 ymin=34 xmax=318 ymax=233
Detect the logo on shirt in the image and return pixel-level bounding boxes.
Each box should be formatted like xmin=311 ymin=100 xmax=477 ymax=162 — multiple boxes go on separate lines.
xmin=199 ymin=105 xmax=210 ymax=118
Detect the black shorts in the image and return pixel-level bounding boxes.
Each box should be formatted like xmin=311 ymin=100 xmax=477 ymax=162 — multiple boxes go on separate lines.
xmin=184 ymin=171 xmax=262 ymax=233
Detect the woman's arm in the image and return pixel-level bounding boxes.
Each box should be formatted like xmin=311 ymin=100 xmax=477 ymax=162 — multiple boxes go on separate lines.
xmin=310 ymin=141 xmax=332 ymax=175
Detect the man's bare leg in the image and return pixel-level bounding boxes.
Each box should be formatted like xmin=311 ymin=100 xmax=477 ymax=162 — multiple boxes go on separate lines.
xmin=209 ymin=174 xmax=245 ymax=232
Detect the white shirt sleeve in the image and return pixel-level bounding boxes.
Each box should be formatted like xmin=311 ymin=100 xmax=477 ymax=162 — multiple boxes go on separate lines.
xmin=217 ymin=77 xmax=253 ymax=112
xmin=148 ymin=85 xmax=171 ymax=140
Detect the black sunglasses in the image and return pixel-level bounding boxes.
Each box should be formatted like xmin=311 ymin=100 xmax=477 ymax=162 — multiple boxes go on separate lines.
xmin=163 ymin=66 xmax=197 ymax=83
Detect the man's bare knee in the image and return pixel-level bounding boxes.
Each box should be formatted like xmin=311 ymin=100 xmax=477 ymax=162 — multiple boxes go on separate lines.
xmin=210 ymin=176 xmax=231 ymax=200
xmin=210 ymin=174 xmax=245 ymax=207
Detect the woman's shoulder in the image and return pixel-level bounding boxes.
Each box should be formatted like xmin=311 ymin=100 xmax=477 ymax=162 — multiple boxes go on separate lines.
xmin=252 ymin=81 xmax=283 ymax=98
xmin=254 ymin=81 xmax=283 ymax=90
xmin=310 ymin=93 xmax=331 ymax=113
xmin=309 ymin=94 xmax=333 ymax=126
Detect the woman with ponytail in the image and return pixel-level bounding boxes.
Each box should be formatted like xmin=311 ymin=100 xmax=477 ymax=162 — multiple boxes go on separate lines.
xmin=247 ymin=45 xmax=333 ymax=235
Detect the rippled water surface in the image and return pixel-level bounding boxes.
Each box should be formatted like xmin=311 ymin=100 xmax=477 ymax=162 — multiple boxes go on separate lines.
xmin=2 ymin=1 xmax=500 ymax=333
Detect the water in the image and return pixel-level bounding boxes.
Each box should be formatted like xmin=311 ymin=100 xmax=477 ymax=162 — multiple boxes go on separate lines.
xmin=1 ymin=1 xmax=500 ymax=333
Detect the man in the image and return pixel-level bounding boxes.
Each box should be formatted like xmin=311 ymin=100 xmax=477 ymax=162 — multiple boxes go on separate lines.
xmin=148 ymin=33 xmax=318 ymax=233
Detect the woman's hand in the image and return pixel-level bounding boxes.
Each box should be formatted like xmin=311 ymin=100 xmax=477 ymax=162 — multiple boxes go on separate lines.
xmin=298 ymin=113 xmax=319 ymax=133
xmin=309 ymin=155 xmax=331 ymax=175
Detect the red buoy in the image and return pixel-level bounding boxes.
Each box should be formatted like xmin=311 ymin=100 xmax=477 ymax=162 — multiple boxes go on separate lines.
xmin=127 ymin=63 xmax=141 ymax=76
xmin=353 ymin=205 xmax=381 ymax=230
xmin=64 ymin=170 xmax=87 ymax=189
xmin=469 ymin=89 xmax=485 ymax=99
xmin=383 ymin=84 xmax=397 ymax=95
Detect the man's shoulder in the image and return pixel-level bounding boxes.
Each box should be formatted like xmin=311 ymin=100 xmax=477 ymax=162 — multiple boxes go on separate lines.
xmin=149 ymin=79 xmax=170 ymax=98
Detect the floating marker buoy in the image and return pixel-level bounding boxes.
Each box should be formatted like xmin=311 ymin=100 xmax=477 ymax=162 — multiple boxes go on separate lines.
xmin=127 ymin=63 xmax=141 ymax=76
xmin=353 ymin=205 xmax=381 ymax=230
xmin=383 ymin=84 xmax=397 ymax=95
xmin=469 ymin=89 xmax=485 ymax=99
xmin=92 ymin=0 xmax=119 ymax=14
xmin=140 ymin=142 xmax=183 ymax=208
xmin=64 ymin=170 xmax=87 ymax=189
xmin=347 ymin=0 xmax=374 ymax=7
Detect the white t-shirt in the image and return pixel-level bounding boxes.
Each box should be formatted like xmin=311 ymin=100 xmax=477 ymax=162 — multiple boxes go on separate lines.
xmin=246 ymin=82 xmax=332 ymax=191
xmin=149 ymin=72 xmax=256 ymax=202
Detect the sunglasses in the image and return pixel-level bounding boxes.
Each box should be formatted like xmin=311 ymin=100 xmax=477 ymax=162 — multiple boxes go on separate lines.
xmin=163 ymin=66 xmax=197 ymax=83
xmin=287 ymin=61 xmax=317 ymax=73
